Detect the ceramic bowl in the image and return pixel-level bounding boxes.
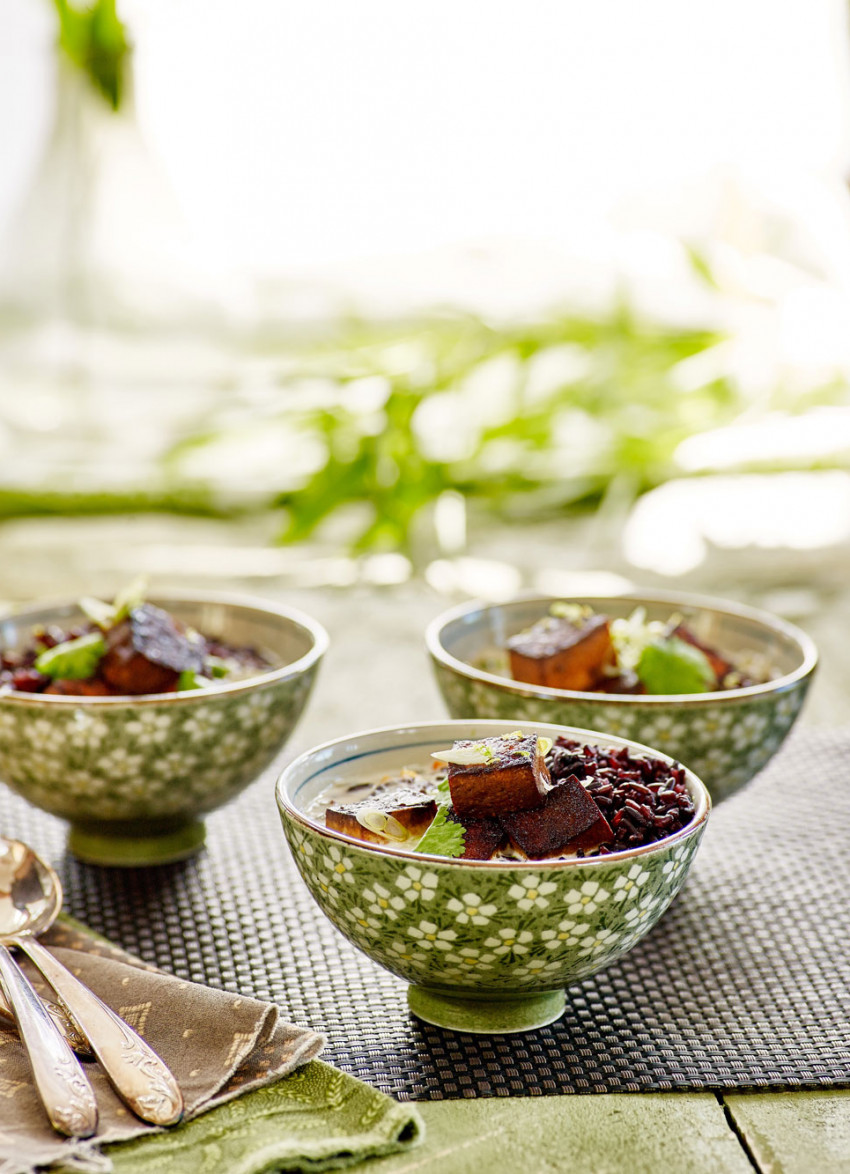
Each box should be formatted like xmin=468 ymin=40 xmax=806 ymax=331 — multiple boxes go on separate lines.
xmin=0 ymin=593 xmax=327 ymax=866
xmin=276 ymin=719 xmax=710 ymax=1034
xmin=426 ymin=592 xmax=817 ymax=803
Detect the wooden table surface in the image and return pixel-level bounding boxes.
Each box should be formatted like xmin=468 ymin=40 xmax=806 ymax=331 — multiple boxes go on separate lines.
xmin=345 ymin=1091 xmax=850 ymax=1173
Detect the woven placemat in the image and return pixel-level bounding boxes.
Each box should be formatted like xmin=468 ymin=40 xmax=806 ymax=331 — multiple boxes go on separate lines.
xmin=2 ymin=725 xmax=849 ymax=1097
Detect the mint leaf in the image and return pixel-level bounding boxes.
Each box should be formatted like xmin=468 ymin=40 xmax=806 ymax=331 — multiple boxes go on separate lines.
xmin=637 ymin=636 xmax=716 ymax=695
xmin=415 ymin=808 xmax=465 ymax=858
xmin=35 ymin=632 xmax=105 ymax=680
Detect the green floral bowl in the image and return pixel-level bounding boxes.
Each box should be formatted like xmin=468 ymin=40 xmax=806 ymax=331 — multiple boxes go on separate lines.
xmin=276 ymin=719 xmax=710 ymax=1034
xmin=426 ymin=592 xmax=817 ymax=804
xmin=0 ymin=593 xmax=327 ymax=866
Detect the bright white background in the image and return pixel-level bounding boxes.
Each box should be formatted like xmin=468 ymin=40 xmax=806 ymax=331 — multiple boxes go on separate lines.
xmin=2 ymin=0 xmax=849 ymax=292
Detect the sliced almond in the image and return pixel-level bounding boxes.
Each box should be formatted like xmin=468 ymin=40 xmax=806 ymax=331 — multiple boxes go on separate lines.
xmin=356 ymin=810 xmax=388 ymax=833
xmin=382 ymin=815 xmax=410 ymax=841
xmin=430 ymin=747 xmax=492 ymax=766
xmin=78 ymin=596 xmax=116 ymax=629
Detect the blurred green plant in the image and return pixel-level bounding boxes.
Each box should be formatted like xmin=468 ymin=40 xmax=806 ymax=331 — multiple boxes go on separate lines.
xmin=164 ymin=305 xmax=748 ymax=553
xmin=52 ymin=0 xmax=130 ymax=110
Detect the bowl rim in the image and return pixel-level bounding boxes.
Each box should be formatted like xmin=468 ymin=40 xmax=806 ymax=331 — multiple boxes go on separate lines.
xmin=276 ymin=718 xmax=711 ymax=870
xmin=425 ymin=589 xmax=818 ymax=707
xmin=0 ymin=589 xmax=329 ymax=706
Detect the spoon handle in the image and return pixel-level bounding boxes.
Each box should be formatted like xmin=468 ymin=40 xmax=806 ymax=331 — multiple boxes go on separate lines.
xmin=0 ymin=944 xmax=98 ymax=1137
xmin=18 ymin=938 xmax=184 ymax=1126
xmin=0 ymin=989 xmax=91 ymax=1055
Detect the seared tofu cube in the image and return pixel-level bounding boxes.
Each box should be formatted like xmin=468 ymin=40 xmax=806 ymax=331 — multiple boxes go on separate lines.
xmin=447 ymin=733 xmax=549 ymax=819
xmin=672 ymin=623 xmax=730 ymax=683
xmin=326 ymin=789 xmax=437 ymax=845
xmin=565 ymin=813 xmax=614 ymax=855
xmin=499 ymin=774 xmax=610 ymax=858
xmin=507 ymin=614 xmax=615 ymax=692
xmin=446 ymin=808 xmax=506 ymax=860
xmin=101 ymin=604 xmax=206 ymax=695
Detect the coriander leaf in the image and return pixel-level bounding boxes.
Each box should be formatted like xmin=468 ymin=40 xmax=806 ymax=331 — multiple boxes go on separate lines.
xmin=35 ymin=632 xmax=105 ymax=680
xmin=415 ymin=808 xmax=465 ymax=858
xmin=637 ymin=637 xmax=716 ymax=695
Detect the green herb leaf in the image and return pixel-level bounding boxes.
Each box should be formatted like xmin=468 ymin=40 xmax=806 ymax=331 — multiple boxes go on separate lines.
xmin=177 ymin=670 xmax=214 ymax=692
xmin=35 ymin=632 xmax=105 ymax=680
xmin=636 ymin=637 xmax=716 ymax=695
xmin=415 ymin=808 xmax=465 ymax=858
xmin=54 ymin=0 xmax=131 ymax=110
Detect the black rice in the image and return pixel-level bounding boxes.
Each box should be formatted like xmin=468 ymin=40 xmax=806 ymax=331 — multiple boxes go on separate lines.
xmin=545 ymin=736 xmax=695 ymax=854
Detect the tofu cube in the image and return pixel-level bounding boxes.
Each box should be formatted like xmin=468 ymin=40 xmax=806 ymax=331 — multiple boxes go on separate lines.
xmin=564 ymin=813 xmax=614 ymax=855
xmin=101 ymin=604 xmax=206 ymax=695
xmin=326 ymin=789 xmax=437 ymax=845
xmin=672 ymin=623 xmax=730 ymax=683
xmin=507 ymin=614 xmax=615 ymax=692
xmin=499 ymin=774 xmax=610 ymax=858
xmin=446 ymin=808 xmax=506 ymax=860
xmin=447 ymin=733 xmax=549 ymax=819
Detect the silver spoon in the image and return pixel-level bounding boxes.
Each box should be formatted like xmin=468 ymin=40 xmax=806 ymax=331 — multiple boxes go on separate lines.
xmin=0 ymin=988 xmax=91 ymax=1055
xmin=0 ymin=840 xmax=98 ymax=1136
xmin=0 ymin=838 xmax=184 ymax=1127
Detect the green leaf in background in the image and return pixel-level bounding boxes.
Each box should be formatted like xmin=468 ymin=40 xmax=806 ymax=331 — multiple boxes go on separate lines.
xmin=636 ymin=636 xmax=717 ymax=695
xmin=415 ymin=807 xmax=466 ymax=858
xmin=35 ymin=632 xmax=106 ymax=680
xmin=53 ymin=0 xmax=131 ymax=110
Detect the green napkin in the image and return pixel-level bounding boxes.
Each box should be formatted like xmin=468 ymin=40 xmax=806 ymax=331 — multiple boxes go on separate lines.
xmin=0 ymin=917 xmax=422 ymax=1174
xmin=102 ymin=1060 xmax=423 ymax=1174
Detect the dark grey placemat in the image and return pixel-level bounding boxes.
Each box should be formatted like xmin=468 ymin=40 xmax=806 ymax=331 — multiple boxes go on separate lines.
xmin=2 ymin=726 xmax=849 ymax=1097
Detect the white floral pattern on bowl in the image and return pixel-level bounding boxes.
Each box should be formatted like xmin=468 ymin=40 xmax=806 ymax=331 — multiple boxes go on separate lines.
xmin=277 ymin=720 xmax=710 ymax=1034
xmin=0 ymin=594 xmax=327 ymax=864
xmin=426 ymin=593 xmax=817 ymax=803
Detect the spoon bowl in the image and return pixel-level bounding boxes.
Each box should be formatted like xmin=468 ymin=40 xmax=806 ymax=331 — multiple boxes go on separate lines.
xmin=0 ymin=839 xmax=61 ymax=938
xmin=0 ymin=837 xmax=184 ymax=1126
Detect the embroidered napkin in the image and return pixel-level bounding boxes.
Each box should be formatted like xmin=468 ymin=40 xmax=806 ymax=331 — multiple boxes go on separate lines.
xmin=0 ymin=919 xmax=422 ymax=1174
